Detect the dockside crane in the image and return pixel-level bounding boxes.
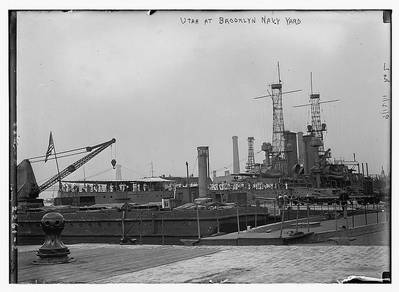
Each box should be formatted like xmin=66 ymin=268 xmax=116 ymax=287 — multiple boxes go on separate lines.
xmin=17 ymin=138 xmax=116 ymax=204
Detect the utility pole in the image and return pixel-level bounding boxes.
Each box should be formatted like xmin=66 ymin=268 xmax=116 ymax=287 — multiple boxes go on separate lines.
xmin=296 ymin=202 xmax=299 ymax=232
xmin=280 ymin=198 xmax=285 ymax=238
xmin=236 ymin=204 xmax=240 ymax=234
xmin=196 ymin=204 xmax=201 ymax=240
xmin=186 ymin=162 xmax=191 ymax=203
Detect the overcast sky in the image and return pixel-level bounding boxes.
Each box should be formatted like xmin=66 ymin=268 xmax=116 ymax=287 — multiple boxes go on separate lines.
xmin=16 ymin=10 xmax=390 ymax=192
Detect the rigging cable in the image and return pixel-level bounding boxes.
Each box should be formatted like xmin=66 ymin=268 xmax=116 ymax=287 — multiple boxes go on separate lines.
xmin=30 ymin=150 xmax=88 ymax=164
xmin=213 ymin=149 xmax=263 ymax=173
xmin=27 ymin=146 xmax=88 ymax=160
xmin=190 ymin=156 xmax=198 ymax=176
xmin=78 ymin=167 xmax=115 ymax=181
xmin=37 ymin=173 xmax=57 ymax=185
xmin=119 ymin=164 xmax=146 ymax=178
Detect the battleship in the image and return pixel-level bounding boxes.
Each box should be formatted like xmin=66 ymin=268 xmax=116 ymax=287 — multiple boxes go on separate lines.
xmin=10 ymin=10 xmax=392 ymax=285
xmin=15 ymin=66 xmax=389 ymax=246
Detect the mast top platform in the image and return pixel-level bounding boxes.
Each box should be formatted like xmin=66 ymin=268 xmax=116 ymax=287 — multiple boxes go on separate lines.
xmin=271 ymin=83 xmax=282 ymax=90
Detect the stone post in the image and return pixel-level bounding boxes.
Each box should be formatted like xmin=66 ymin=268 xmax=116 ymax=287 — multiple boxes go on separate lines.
xmin=33 ymin=212 xmax=74 ymax=264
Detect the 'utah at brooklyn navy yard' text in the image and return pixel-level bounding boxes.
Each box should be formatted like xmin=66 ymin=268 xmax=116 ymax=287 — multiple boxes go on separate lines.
xmin=179 ymin=16 xmax=301 ymax=25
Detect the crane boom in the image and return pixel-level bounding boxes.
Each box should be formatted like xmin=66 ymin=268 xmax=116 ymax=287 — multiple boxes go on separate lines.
xmin=38 ymin=138 xmax=116 ymax=193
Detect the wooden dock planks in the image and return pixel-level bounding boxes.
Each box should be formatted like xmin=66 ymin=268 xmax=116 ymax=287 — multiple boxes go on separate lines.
xmin=18 ymin=245 xmax=220 ymax=283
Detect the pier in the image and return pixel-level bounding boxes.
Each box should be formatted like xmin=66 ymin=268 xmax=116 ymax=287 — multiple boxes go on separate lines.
xmin=17 ymin=208 xmax=390 ymax=283
xmin=18 ymin=243 xmax=389 ymax=283
xmin=199 ymin=212 xmax=389 ymax=246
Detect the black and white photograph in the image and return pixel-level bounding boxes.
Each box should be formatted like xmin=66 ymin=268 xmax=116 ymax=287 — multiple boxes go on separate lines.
xmin=7 ymin=6 xmax=394 ymax=285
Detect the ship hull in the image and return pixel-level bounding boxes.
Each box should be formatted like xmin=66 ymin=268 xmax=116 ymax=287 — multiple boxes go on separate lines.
xmin=16 ymin=204 xmax=346 ymax=245
xmin=17 ymin=207 xmax=273 ymax=245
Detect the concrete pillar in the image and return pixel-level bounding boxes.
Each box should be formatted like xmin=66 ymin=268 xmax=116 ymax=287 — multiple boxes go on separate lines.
xmin=197 ymin=146 xmax=209 ymax=198
xmin=232 ymin=136 xmax=240 ymax=174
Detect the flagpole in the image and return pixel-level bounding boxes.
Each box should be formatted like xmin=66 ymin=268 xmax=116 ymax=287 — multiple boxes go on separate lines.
xmin=52 ymin=132 xmax=62 ymax=191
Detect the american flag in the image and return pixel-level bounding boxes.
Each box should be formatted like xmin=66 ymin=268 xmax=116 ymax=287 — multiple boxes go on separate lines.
xmin=44 ymin=132 xmax=54 ymax=163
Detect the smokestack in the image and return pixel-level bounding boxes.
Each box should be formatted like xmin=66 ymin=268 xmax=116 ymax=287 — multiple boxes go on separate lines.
xmin=297 ymin=132 xmax=305 ymax=166
xmin=115 ymin=164 xmax=122 ymax=180
xmin=302 ymin=134 xmax=317 ymax=174
xmin=284 ymin=131 xmax=298 ymax=176
xmin=232 ymin=136 xmax=240 ymax=174
xmin=197 ymin=146 xmax=209 ymax=198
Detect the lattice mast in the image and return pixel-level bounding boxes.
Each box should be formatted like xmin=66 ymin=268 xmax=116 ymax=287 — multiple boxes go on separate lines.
xmin=252 ymin=62 xmax=302 ymax=174
xmin=309 ymin=72 xmax=324 ymax=153
xmin=246 ymin=137 xmax=255 ymax=171
xmin=271 ymin=62 xmax=286 ymax=158
xmin=293 ymin=73 xmax=340 ymax=156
